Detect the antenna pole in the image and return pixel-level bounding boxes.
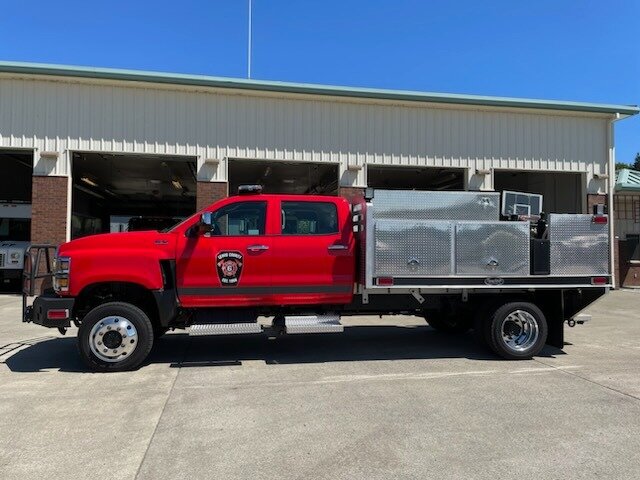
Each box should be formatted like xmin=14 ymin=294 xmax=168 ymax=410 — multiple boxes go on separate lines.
xmin=248 ymin=0 xmax=252 ymax=78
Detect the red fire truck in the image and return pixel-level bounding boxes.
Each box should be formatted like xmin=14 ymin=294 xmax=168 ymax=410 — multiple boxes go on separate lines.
xmin=23 ymin=187 xmax=609 ymax=372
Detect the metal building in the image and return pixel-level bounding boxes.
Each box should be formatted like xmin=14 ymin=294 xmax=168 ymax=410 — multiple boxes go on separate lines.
xmin=615 ymin=169 xmax=640 ymax=286
xmin=0 ymin=61 xmax=637 ymax=257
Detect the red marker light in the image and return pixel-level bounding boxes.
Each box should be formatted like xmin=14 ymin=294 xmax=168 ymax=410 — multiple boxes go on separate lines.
xmin=377 ymin=277 xmax=394 ymax=286
xmin=47 ymin=309 xmax=69 ymax=320
xmin=592 ymin=216 xmax=608 ymax=224
xmin=591 ymin=277 xmax=608 ymax=285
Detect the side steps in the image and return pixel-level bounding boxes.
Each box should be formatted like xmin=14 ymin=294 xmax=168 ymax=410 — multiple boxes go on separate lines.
xmin=284 ymin=314 xmax=343 ymax=334
xmin=188 ymin=314 xmax=343 ymax=336
xmin=189 ymin=323 xmax=262 ymax=336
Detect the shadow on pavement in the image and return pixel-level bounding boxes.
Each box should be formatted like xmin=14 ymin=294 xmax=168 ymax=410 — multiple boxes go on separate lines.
xmin=3 ymin=325 xmax=565 ymax=373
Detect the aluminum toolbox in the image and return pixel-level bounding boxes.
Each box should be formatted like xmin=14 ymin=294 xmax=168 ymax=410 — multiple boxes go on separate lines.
xmin=549 ymin=214 xmax=609 ymax=276
xmin=370 ymin=190 xmax=500 ymax=221
xmin=374 ymin=219 xmax=453 ymax=277
xmin=372 ymin=219 xmax=530 ymax=278
xmin=455 ymin=222 xmax=530 ymax=276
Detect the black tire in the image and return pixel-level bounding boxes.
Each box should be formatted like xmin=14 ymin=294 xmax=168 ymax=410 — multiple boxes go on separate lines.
xmin=425 ymin=312 xmax=471 ymax=334
xmin=77 ymin=302 xmax=154 ymax=372
xmin=482 ymin=302 xmax=548 ymax=360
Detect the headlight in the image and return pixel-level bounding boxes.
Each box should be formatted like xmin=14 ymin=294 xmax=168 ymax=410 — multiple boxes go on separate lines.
xmin=53 ymin=256 xmax=71 ymax=292
xmin=10 ymin=252 xmax=20 ymax=260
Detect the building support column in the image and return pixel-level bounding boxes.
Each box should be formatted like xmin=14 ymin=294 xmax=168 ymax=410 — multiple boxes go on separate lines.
xmin=31 ymin=175 xmax=69 ymax=247
xmin=196 ymin=181 xmax=228 ymax=211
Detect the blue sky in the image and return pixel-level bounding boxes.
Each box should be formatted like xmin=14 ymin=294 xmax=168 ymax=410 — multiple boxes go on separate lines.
xmin=2 ymin=0 xmax=639 ymax=163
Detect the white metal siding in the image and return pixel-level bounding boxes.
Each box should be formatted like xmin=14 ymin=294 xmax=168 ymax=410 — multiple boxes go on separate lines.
xmin=0 ymin=76 xmax=610 ymax=192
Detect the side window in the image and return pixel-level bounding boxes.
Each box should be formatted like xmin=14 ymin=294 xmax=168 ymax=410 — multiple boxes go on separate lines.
xmin=281 ymin=201 xmax=339 ymax=235
xmin=209 ymin=201 xmax=267 ymax=236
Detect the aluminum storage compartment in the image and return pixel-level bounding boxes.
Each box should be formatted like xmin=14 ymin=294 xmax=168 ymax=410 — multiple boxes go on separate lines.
xmin=455 ymin=222 xmax=530 ymax=276
xmin=374 ymin=220 xmax=453 ymax=277
xmin=549 ymin=214 xmax=609 ymax=275
xmin=370 ymin=190 xmax=500 ymax=221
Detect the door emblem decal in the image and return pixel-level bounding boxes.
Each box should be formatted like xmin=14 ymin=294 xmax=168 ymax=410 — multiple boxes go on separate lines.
xmin=216 ymin=251 xmax=244 ymax=287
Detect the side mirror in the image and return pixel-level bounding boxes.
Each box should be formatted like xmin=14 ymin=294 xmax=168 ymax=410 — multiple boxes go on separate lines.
xmin=199 ymin=212 xmax=213 ymax=234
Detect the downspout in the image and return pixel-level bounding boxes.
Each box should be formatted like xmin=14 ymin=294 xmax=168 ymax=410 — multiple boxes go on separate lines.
xmin=607 ymin=113 xmax=621 ymax=289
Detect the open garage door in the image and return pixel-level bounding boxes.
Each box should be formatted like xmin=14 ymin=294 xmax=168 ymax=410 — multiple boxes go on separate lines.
xmin=228 ymin=160 xmax=338 ymax=195
xmin=71 ymin=152 xmax=197 ymax=239
xmin=367 ymin=166 xmax=465 ymax=191
xmin=0 ymin=150 xmax=33 ymax=289
xmin=494 ymin=171 xmax=584 ymax=214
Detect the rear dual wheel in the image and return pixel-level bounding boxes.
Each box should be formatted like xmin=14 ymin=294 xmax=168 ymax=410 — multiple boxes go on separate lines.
xmin=78 ymin=302 xmax=154 ymax=372
xmin=476 ymin=302 xmax=548 ymax=359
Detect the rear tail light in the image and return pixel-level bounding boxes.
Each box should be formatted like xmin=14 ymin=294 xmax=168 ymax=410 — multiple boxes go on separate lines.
xmin=592 ymin=215 xmax=608 ymax=224
xmin=591 ymin=277 xmax=608 ymax=285
xmin=376 ymin=277 xmax=394 ymax=286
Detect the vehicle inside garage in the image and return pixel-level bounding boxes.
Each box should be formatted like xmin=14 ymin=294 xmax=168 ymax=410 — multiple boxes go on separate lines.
xmin=367 ymin=166 xmax=465 ymax=191
xmin=0 ymin=150 xmax=32 ymax=289
xmin=71 ymin=152 xmax=197 ymax=238
xmin=228 ymin=159 xmax=338 ymax=195
xmin=494 ymin=171 xmax=584 ymax=214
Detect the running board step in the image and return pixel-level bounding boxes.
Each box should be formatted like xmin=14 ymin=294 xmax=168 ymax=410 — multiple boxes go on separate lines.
xmin=284 ymin=315 xmax=343 ymax=334
xmin=189 ymin=323 xmax=262 ymax=336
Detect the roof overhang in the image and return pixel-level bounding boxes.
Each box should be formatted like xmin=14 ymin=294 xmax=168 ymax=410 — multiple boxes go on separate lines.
xmin=0 ymin=61 xmax=639 ymax=117
xmin=616 ymin=169 xmax=640 ymax=192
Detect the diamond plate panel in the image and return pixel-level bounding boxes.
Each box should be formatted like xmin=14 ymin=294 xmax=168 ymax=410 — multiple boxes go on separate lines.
xmin=374 ymin=220 xmax=453 ymax=276
xmin=455 ymin=222 xmax=530 ymax=276
xmin=372 ymin=190 xmax=500 ymax=221
xmin=549 ymin=214 xmax=609 ymax=275
xmin=285 ymin=315 xmax=343 ymax=334
xmin=189 ymin=323 xmax=262 ymax=336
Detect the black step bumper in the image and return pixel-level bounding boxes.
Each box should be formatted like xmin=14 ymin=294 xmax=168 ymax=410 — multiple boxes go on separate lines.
xmin=24 ymin=295 xmax=75 ymax=328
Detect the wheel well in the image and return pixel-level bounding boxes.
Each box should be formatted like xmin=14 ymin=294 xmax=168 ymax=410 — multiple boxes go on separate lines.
xmin=74 ymin=282 xmax=160 ymax=328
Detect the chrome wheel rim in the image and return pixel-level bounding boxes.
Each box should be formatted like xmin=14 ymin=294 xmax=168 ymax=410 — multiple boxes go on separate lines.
xmin=89 ymin=316 xmax=138 ymax=363
xmin=500 ymin=310 xmax=539 ymax=352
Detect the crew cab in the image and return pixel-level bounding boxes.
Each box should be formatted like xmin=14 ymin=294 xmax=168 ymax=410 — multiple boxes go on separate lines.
xmin=23 ymin=187 xmax=609 ymax=371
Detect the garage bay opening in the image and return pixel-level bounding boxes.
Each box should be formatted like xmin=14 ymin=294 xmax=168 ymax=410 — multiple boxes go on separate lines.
xmin=367 ymin=166 xmax=465 ymax=191
xmin=0 ymin=150 xmax=33 ymax=290
xmin=228 ymin=159 xmax=338 ymax=195
xmin=71 ymin=152 xmax=197 ymax=239
xmin=494 ymin=171 xmax=585 ymax=214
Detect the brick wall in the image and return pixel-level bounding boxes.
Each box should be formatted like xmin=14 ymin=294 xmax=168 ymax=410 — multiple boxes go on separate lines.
xmin=339 ymin=187 xmax=365 ymax=202
xmin=617 ymin=239 xmax=640 ymax=287
xmin=196 ymin=181 xmax=228 ymax=211
xmin=587 ymin=193 xmax=607 ymax=214
xmin=31 ymin=176 xmax=68 ymax=247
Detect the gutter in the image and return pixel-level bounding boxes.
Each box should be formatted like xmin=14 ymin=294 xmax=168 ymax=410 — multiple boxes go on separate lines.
xmin=0 ymin=61 xmax=639 ymax=116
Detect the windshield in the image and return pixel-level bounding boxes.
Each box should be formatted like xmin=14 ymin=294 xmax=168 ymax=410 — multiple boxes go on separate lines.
xmin=0 ymin=218 xmax=30 ymax=241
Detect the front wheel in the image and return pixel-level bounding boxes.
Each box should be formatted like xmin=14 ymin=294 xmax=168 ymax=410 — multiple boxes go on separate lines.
xmin=77 ymin=302 xmax=154 ymax=372
xmin=482 ymin=302 xmax=548 ymax=360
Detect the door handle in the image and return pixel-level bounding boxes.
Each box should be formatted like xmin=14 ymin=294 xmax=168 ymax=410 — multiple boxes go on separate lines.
xmin=247 ymin=244 xmax=269 ymax=252
xmin=328 ymin=244 xmax=349 ymax=251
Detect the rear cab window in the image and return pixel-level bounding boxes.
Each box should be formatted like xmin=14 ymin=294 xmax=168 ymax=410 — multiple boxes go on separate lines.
xmin=280 ymin=201 xmax=339 ymax=235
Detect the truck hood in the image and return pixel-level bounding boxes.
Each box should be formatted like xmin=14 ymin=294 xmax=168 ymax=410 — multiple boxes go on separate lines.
xmin=58 ymin=231 xmax=176 ymax=257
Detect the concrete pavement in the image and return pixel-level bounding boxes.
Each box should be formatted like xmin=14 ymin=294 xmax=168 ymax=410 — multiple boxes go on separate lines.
xmin=1 ymin=290 xmax=639 ymax=479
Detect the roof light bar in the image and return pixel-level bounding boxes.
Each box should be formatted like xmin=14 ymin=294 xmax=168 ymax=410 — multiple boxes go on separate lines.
xmin=238 ymin=185 xmax=263 ymax=195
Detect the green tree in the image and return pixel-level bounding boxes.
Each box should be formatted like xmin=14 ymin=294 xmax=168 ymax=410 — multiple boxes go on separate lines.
xmin=616 ymin=162 xmax=631 ymax=170
xmin=634 ymin=152 xmax=640 ymax=171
